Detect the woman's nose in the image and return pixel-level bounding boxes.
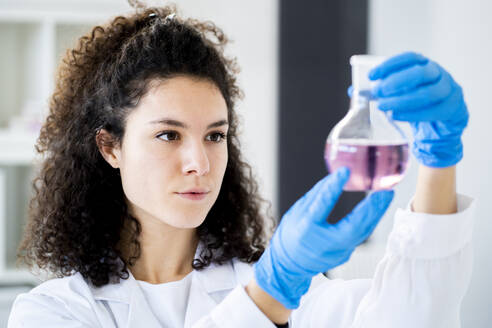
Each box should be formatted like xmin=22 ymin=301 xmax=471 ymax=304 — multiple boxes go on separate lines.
xmin=182 ymin=142 xmax=210 ymax=176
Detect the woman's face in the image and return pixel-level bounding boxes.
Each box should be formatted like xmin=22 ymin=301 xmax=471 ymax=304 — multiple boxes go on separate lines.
xmin=111 ymin=76 xmax=229 ymax=229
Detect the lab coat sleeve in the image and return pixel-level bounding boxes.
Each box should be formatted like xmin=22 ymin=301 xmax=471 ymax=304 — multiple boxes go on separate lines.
xmin=8 ymin=292 xmax=96 ymax=328
xmin=291 ymin=193 xmax=475 ymax=328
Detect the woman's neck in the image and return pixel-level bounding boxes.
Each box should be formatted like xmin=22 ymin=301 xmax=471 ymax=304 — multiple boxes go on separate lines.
xmin=118 ymin=218 xmax=199 ymax=284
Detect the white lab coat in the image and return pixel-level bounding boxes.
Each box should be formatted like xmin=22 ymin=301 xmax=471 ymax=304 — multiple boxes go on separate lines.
xmin=8 ymin=194 xmax=475 ymax=328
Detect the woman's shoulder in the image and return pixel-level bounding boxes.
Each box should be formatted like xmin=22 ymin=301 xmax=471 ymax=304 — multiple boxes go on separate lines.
xmin=8 ymin=273 xmax=98 ymax=327
xmin=29 ymin=272 xmax=93 ymax=300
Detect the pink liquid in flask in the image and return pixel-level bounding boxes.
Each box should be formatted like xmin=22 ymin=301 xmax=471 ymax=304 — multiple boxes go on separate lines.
xmin=324 ymin=140 xmax=409 ymax=191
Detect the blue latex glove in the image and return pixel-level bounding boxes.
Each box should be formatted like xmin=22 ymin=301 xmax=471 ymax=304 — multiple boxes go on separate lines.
xmin=253 ymin=167 xmax=394 ymax=309
xmin=368 ymin=51 xmax=469 ymax=167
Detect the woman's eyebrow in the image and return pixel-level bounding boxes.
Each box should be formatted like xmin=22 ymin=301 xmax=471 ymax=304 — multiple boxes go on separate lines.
xmin=148 ymin=118 xmax=229 ymax=129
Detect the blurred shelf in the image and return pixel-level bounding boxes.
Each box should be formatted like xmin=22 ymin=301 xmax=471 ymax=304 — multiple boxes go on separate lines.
xmin=0 ymin=268 xmax=45 ymax=287
xmin=0 ymin=0 xmax=131 ymax=24
xmin=0 ymin=3 xmax=127 ymax=287
xmin=0 ymin=9 xmax=118 ymax=24
xmin=0 ymin=130 xmax=38 ymax=166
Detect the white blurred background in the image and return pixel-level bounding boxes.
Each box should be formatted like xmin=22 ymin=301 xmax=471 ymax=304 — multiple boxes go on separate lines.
xmin=0 ymin=0 xmax=490 ymax=327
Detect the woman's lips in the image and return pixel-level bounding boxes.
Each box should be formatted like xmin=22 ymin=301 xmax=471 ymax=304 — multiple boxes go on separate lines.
xmin=175 ymin=192 xmax=209 ymax=201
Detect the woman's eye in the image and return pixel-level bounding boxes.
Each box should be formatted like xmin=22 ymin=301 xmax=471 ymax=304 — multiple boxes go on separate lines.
xmin=157 ymin=131 xmax=179 ymax=141
xmin=206 ymin=132 xmax=227 ymax=143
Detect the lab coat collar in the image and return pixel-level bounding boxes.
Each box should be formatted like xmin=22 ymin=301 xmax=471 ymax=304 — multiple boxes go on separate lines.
xmin=91 ymin=241 xmax=237 ymax=303
xmin=91 ymin=241 xmax=238 ymax=327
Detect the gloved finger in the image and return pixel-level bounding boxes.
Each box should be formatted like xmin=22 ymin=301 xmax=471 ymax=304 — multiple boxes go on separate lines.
xmin=368 ymin=51 xmax=429 ymax=81
xmin=287 ymin=167 xmax=350 ymax=218
xmin=348 ymin=85 xmax=375 ymax=100
xmin=333 ymin=190 xmax=394 ymax=247
xmin=371 ymin=60 xmax=441 ymax=98
xmin=299 ymin=248 xmax=353 ymax=274
xmin=304 ymin=167 xmax=351 ymax=224
xmin=377 ymin=72 xmax=454 ymax=112
xmin=390 ymin=85 xmax=465 ymax=122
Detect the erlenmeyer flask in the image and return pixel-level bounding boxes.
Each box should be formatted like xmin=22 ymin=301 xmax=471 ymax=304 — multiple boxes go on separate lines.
xmin=324 ymin=55 xmax=410 ymax=191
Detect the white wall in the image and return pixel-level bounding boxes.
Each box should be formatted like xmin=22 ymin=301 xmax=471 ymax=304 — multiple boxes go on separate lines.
xmin=368 ymin=0 xmax=492 ymax=326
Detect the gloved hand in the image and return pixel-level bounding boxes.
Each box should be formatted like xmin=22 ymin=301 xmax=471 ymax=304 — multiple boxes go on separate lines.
xmin=253 ymin=167 xmax=394 ymax=309
xmin=368 ymin=51 xmax=469 ymax=168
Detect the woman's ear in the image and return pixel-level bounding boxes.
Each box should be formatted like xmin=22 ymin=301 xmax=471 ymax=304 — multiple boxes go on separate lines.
xmin=95 ymin=129 xmax=121 ymax=169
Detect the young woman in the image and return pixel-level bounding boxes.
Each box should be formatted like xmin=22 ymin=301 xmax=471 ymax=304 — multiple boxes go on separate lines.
xmin=8 ymin=4 xmax=474 ymax=328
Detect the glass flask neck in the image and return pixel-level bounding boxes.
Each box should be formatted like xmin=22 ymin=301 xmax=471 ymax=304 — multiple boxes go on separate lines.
xmin=350 ymin=55 xmax=385 ymax=91
xmin=349 ymin=89 xmax=371 ymax=111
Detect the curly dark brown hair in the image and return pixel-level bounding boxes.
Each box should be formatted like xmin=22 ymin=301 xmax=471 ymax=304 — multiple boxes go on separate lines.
xmin=16 ymin=3 xmax=275 ymax=287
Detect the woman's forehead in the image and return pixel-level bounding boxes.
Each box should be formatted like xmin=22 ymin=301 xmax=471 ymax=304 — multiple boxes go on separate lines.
xmin=129 ymin=76 xmax=228 ymax=125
